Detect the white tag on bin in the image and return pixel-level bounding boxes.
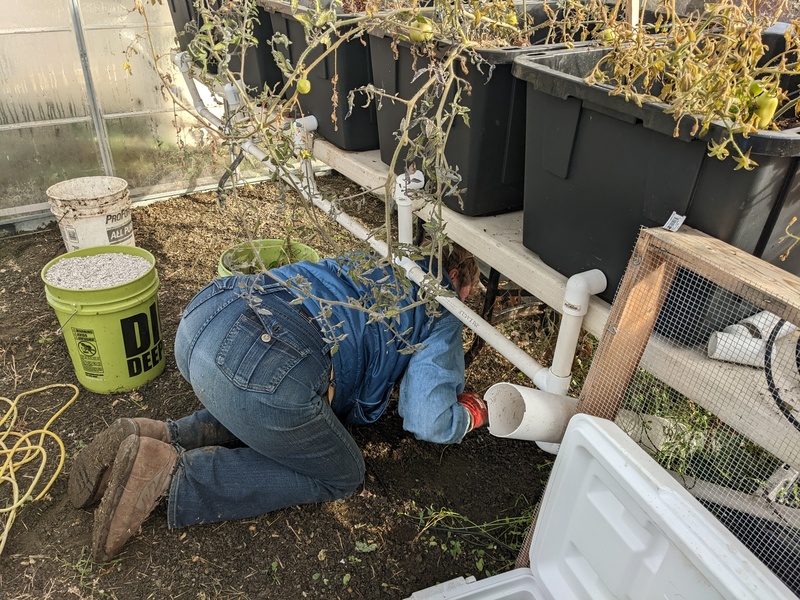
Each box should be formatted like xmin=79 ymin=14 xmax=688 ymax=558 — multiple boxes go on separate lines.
xmin=663 ymin=212 xmax=686 ymax=231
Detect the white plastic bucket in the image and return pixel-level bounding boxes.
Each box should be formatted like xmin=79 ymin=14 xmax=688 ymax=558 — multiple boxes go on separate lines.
xmin=46 ymin=176 xmax=135 ymax=251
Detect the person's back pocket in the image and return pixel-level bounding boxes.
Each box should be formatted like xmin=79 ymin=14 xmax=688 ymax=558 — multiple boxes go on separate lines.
xmin=216 ymin=311 xmax=309 ymax=393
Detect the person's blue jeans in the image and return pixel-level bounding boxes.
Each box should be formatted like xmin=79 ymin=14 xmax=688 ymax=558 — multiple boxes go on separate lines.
xmin=168 ymin=276 xmax=365 ymax=529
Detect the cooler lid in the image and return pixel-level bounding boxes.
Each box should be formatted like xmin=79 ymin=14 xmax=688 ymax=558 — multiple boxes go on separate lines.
xmin=529 ymin=414 xmax=794 ymax=600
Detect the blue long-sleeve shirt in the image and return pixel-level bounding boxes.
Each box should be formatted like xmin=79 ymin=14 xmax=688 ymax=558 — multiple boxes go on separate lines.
xmin=272 ymin=256 xmax=471 ymax=444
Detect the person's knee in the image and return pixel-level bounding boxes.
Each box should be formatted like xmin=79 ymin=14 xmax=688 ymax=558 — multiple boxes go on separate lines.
xmin=173 ymin=322 xmax=191 ymax=380
xmin=348 ymin=453 xmax=366 ymax=491
xmin=326 ymin=453 xmax=365 ymax=499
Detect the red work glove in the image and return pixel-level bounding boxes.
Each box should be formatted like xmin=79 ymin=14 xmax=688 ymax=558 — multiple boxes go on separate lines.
xmin=458 ymin=392 xmax=488 ymax=431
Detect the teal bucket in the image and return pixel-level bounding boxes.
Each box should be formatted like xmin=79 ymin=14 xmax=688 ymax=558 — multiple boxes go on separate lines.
xmin=41 ymin=245 xmax=165 ymax=394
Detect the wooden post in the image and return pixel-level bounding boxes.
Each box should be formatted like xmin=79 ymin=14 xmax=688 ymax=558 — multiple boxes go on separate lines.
xmin=627 ymin=0 xmax=640 ymax=28
xmin=577 ymin=231 xmax=676 ymax=419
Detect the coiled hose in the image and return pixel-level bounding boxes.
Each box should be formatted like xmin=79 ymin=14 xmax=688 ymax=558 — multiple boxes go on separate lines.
xmin=1 ymin=384 xmax=79 ymax=555
xmin=764 ymin=320 xmax=800 ymax=434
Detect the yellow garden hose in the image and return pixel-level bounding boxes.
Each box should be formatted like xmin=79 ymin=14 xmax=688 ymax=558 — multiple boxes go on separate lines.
xmin=0 ymin=384 xmax=79 ymax=555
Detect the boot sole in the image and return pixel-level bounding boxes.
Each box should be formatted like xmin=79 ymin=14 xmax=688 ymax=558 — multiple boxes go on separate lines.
xmin=68 ymin=420 xmax=138 ymax=509
xmin=92 ymin=435 xmax=140 ymax=562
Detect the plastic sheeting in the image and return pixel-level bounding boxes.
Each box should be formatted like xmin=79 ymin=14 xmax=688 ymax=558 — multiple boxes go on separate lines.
xmin=1 ymin=0 xmax=239 ymax=226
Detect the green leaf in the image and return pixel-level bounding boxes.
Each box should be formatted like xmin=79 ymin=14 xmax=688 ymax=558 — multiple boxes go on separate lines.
xmin=295 ymin=13 xmax=312 ymax=28
xmin=355 ymin=541 xmax=378 ymax=553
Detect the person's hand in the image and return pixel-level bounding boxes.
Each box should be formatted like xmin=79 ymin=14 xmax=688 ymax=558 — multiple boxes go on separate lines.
xmin=457 ymin=392 xmax=488 ymax=431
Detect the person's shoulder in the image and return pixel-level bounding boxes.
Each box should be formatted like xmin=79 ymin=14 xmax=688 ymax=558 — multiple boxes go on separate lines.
xmin=427 ymin=305 xmax=461 ymax=330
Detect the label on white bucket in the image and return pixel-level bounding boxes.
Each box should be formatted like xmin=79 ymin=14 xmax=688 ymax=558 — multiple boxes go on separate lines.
xmin=57 ymin=206 xmax=134 ymax=251
xmin=106 ymin=208 xmax=134 ymax=244
xmin=47 ymin=176 xmax=135 ymax=251
xmin=64 ymin=225 xmax=80 ymax=247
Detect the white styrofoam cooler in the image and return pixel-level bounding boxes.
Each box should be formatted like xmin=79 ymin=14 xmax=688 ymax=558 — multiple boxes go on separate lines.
xmin=409 ymin=414 xmax=794 ymax=600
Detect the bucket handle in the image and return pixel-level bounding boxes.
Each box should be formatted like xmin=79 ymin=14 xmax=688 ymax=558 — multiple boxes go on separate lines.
xmin=56 ymin=305 xmax=79 ymax=335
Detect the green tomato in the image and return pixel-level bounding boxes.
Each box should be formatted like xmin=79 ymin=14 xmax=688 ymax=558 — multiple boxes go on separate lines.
xmin=297 ymin=78 xmax=311 ymax=95
xmin=754 ymin=94 xmax=778 ymax=129
xmin=598 ymin=28 xmax=617 ymax=44
xmin=409 ymin=18 xmax=433 ymax=43
xmin=749 ymin=81 xmax=765 ymax=97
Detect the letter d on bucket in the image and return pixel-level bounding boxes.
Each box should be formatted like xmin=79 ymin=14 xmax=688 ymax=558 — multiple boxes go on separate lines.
xmin=41 ymin=245 xmax=165 ymax=394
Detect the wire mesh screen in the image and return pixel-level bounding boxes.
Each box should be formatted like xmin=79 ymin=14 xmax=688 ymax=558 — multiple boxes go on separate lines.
xmin=577 ymin=226 xmax=800 ymax=596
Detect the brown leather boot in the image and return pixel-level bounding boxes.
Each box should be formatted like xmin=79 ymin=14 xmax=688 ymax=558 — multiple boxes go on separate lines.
xmin=92 ymin=434 xmax=177 ymax=562
xmin=68 ymin=417 xmax=169 ymax=509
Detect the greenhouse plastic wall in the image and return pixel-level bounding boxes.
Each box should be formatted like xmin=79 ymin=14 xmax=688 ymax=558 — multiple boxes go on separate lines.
xmin=0 ymin=0 xmax=249 ymax=230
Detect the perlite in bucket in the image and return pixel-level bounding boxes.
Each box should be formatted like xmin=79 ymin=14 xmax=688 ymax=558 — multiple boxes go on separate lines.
xmin=46 ymin=176 xmax=135 ymax=251
xmin=42 ymin=246 xmax=165 ymax=394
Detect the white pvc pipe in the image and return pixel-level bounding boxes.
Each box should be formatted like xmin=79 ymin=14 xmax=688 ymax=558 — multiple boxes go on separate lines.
xmin=707 ymin=332 xmax=766 ymax=367
xmin=396 ymin=196 xmax=414 ymax=246
xmin=517 ymin=269 xmax=606 ymax=451
xmin=223 ymin=82 xmax=241 ymax=112
xmin=707 ymin=310 xmax=798 ymax=367
xmin=293 ymin=116 xmax=319 ymax=146
xmin=240 ymin=139 xmax=269 ymax=163
xmin=485 ymin=382 xmax=578 ymax=443
xmin=174 ymin=52 xmax=224 ymax=129
xmin=534 ymin=269 xmax=606 ymax=396
xmin=394 ymin=171 xmax=425 ymax=246
xmin=290 ymin=118 xmax=322 ymax=200
xmin=725 ymin=310 xmax=796 ymax=340
xmin=563 ymin=269 xmax=607 ymax=316
xmin=551 ymin=315 xmax=584 ymax=378
xmin=536 ymin=314 xmax=582 ymax=396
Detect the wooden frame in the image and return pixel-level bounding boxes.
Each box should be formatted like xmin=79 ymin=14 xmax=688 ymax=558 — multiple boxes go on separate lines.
xmin=578 ymin=226 xmax=800 ymax=469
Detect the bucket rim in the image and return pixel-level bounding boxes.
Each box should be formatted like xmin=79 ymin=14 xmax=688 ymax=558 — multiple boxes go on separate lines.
xmin=218 ymin=238 xmax=320 ymax=277
xmin=41 ymin=245 xmax=156 ymax=292
xmin=46 ymin=176 xmax=129 ymax=202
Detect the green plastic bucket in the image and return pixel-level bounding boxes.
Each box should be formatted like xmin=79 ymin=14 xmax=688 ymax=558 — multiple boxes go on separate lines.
xmin=41 ymin=245 xmax=165 ymax=394
xmin=218 ymin=239 xmax=320 ymax=277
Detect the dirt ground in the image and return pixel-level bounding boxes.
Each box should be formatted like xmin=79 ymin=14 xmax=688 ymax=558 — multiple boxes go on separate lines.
xmin=0 ymin=174 xmax=569 ymax=599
